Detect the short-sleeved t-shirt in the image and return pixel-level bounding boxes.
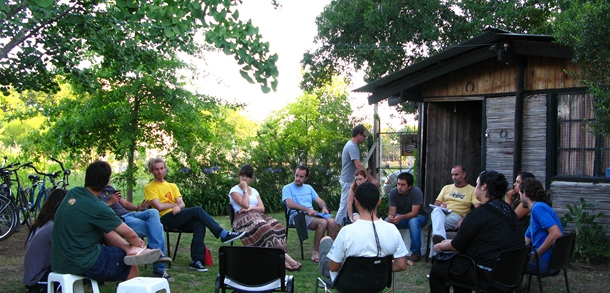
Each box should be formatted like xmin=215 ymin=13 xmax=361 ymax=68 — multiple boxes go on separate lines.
xmin=99 ymin=185 xmax=129 ymax=217
xmin=144 ymin=181 xmax=181 ymax=217
xmin=388 ymin=186 xmax=427 ymax=217
xmin=526 ymin=202 xmax=564 ymax=264
xmin=52 ymin=187 xmax=123 ymax=274
xmin=228 ymin=185 xmax=259 ymax=213
xmin=281 ymin=182 xmax=318 ymax=221
xmin=327 ymin=219 xmax=408 ymax=281
xmin=23 ymin=221 xmax=53 ymax=286
xmin=435 ymin=184 xmax=479 ymax=218
xmin=340 ymin=140 xmax=360 ymax=183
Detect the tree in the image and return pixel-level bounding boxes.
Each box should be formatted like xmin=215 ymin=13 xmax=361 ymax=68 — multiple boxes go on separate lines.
xmin=301 ymin=0 xmax=558 ymax=92
xmin=553 ymin=0 xmax=610 ymax=135
xmin=250 ymin=77 xmax=356 ymax=210
xmin=1 ymin=0 xmax=279 ymax=94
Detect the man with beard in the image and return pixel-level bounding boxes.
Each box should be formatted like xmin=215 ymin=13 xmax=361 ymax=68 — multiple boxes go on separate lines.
xmin=282 ymin=166 xmax=339 ymax=263
xmin=430 ymin=165 xmax=480 ymax=244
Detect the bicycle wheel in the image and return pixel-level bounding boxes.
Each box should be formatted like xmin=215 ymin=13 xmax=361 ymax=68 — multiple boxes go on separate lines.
xmin=33 ymin=189 xmax=50 ymax=220
xmin=18 ymin=188 xmax=32 ymax=229
xmin=0 ymin=195 xmax=18 ymax=241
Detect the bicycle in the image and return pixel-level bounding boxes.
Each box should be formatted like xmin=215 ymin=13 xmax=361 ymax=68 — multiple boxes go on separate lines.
xmin=0 ymin=160 xmax=21 ymax=240
xmin=24 ymin=163 xmax=60 ymax=220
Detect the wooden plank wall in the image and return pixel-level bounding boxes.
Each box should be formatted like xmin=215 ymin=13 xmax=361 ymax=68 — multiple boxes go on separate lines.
xmin=420 ymin=56 xmax=582 ymax=98
xmin=423 ymin=101 xmax=482 ymax=206
xmin=521 ymin=94 xmax=548 ymax=185
xmin=485 ymin=96 xmax=516 ymax=177
xmin=551 ymin=181 xmax=610 ymax=231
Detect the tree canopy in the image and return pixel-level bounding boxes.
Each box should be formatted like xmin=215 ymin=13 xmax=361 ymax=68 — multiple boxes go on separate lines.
xmin=1 ymin=0 xmax=279 ymax=94
xmin=300 ymin=0 xmax=558 ymax=91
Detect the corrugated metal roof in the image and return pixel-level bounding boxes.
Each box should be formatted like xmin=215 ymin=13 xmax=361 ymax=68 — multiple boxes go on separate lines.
xmin=354 ymin=28 xmax=554 ymax=93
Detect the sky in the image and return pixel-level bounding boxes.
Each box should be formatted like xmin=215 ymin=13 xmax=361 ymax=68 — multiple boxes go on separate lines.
xmin=189 ymin=0 xmax=413 ymax=129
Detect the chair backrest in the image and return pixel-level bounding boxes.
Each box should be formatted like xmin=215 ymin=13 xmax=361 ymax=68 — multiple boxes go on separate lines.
xmin=228 ymin=204 xmax=235 ymax=226
xmin=490 ymin=246 xmax=531 ymax=291
xmin=283 ymin=201 xmax=293 ymax=228
xmin=218 ymin=246 xmax=286 ymax=290
xmin=332 ymin=255 xmax=393 ymax=293
xmin=548 ymin=233 xmax=576 ymax=270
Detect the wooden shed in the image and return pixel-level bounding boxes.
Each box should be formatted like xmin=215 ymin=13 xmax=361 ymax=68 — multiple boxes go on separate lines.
xmin=355 ymin=28 xmax=610 ymax=227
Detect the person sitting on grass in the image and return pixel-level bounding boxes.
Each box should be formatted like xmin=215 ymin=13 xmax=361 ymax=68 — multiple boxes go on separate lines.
xmin=23 ymin=189 xmax=68 ymax=293
xmin=319 ymin=182 xmax=408 ymax=281
xmin=229 ymin=164 xmax=302 ymax=271
xmin=52 ymin=161 xmax=161 ymax=282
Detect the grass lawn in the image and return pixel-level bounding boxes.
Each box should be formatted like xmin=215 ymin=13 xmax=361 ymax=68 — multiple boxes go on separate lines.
xmin=2 ymin=211 xmax=609 ymax=292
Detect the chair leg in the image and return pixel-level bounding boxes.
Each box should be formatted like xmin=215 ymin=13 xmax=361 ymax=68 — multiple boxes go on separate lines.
xmin=300 ymin=240 xmax=304 ymax=260
xmin=563 ymin=268 xmax=570 ymax=293
xmin=425 ymin=224 xmax=432 ymax=262
xmin=165 ymin=230 xmax=172 ymax=268
xmin=174 ymin=232 xmax=182 ymax=261
xmin=537 ymin=274 xmax=543 ymax=293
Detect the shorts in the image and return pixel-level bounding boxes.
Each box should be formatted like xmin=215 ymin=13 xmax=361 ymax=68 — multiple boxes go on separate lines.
xmin=81 ymin=245 xmax=131 ymax=282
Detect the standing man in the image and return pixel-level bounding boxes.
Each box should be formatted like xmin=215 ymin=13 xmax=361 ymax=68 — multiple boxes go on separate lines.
xmin=52 ymin=161 xmax=161 ymax=282
xmin=430 ymin=164 xmax=480 ymax=243
xmin=385 ymin=172 xmax=428 ymax=262
xmin=282 ymin=166 xmax=340 ymax=263
xmin=144 ymin=158 xmax=244 ymax=273
xmin=100 ymin=185 xmax=174 ymax=282
xmin=337 ymin=124 xmax=379 ymax=226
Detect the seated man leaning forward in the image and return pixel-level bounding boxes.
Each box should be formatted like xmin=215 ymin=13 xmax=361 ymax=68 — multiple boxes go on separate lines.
xmin=385 ymin=172 xmax=428 ymax=262
xmin=282 ymin=165 xmax=340 ymax=263
xmin=319 ymin=182 xmax=408 ymax=281
xmin=144 ymin=157 xmax=244 ymax=273
xmin=99 ymin=185 xmax=174 ymax=282
xmin=52 ymin=161 xmax=161 ymax=282
xmin=431 ymin=164 xmax=480 ymax=243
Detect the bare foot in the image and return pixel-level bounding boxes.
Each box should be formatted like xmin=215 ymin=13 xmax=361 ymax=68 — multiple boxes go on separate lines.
xmin=311 ymin=251 xmax=319 ymax=263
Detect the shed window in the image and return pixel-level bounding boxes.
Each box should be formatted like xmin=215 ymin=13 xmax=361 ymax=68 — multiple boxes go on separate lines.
xmin=557 ymin=93 xmax=610 ymax=177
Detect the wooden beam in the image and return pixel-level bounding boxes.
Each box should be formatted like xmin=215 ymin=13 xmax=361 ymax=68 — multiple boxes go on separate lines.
xmin=367 ymin=48 xmax=497 ymax=104
xmin=511 ymin=40 xmax=573 ymax=59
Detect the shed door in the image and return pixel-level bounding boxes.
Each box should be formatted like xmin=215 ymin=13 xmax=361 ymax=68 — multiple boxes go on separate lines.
xmin=422 ymin=101 xmax=483 ymax=206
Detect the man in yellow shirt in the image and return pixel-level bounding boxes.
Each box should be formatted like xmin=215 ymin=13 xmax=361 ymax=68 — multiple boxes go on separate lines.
xmin=144 ymin=158 xmax=244 ymax=272
xmin=431 ymin=165 xmax=480 ymax=244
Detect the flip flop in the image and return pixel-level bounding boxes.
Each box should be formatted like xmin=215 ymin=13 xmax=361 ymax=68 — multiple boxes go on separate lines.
xmin=124 ymin=248 xmax=162 ymax=265
xmin=285 ymin=262 xmax=302 ymax=271
xmin=311 ymin=257 xmax=319 ymax=263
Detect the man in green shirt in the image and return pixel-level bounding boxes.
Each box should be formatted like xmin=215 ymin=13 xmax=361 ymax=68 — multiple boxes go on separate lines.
xmin=52 ymin=161 xmax=161 ymax=281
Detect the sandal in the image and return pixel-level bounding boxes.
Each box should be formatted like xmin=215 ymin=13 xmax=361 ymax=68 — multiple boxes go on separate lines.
xmin=285 ymin=262 xmax=302 ymax=271
xmin=124 ymin=248 xmax=162 ymax=265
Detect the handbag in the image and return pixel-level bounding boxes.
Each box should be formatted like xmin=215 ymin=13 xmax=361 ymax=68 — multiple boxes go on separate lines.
xmin=204 ymin=246 xmax=213 ymax=266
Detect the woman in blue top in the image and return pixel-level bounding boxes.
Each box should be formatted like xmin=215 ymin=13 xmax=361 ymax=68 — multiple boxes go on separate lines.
xmin=519 ymin=177 xmax=564 ymax=274
xmin=229 ymin=164 xmax=301 ymax=271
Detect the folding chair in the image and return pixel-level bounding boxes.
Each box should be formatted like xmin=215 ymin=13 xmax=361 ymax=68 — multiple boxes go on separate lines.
xmin=527 ymin=233 xmax=576 ymax=293
xmin=283 ymin=201 xmax=309 ymax=260
xmin=228 ymin=204 xmax=236 ymax=246
xmin=215 ymin=246 xmax=294 ymax=293
xmin=163 ymin=225 xmax=193 ymax=268
xmin=446 ymin=246 xmax=530 ymax=292
xmin=315 ymin=255 xmax=394 ymax=293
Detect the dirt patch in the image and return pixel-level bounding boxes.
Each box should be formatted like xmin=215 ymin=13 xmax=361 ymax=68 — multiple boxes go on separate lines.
xmin=0 ymin=227 xmax=29 ymax=292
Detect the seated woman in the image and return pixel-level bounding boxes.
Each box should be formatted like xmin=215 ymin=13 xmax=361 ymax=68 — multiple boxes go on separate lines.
xmin=505 ymin=171 xmax=536 ymax=228
xmin=429 ymin=170 xmax=524 ymax=293
xmin=229 ymin=164 xmax=302 ymax=271
xmin=22 ymin=189 xmax=68 ymax=293
xmin=346 ymin=169 xmax=370 ymax=223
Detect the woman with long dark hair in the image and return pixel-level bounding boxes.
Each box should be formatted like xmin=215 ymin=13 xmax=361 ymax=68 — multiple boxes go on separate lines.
xmin=429 ymin=170 xmax=524 ymax=292
xmin=229 ymin=164 xmax=301 ymax=271
xmin=22 ymin=189 xmax=68 ymax=293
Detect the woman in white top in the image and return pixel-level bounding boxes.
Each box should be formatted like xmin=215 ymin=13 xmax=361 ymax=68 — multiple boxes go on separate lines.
xmin=229 ymin=164 xmax=301 ymax=271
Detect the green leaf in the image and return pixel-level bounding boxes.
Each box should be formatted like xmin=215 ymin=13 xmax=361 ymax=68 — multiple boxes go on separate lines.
xmin=261 ymin=85 xmax=271 ymax=93
xmin=239 ymin=70 xmax=254 ymax=84
xmin=232 ymin=10 xmax=239 ymax=20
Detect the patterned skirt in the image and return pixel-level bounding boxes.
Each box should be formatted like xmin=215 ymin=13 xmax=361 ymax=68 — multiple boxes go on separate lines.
xmin=232 ymin=209 xmax=287 ymax=252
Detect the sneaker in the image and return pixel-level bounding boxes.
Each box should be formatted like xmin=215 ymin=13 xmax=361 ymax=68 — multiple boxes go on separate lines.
xmin=190 ymin=260 xmax=209 ymax=272
xmin=432 ymin=234 xmax=445 ymax=245
xmin=221 ymin=231 xmax=245 ymax=244
xmin=153 ymin=270 xmax=175 ymax=283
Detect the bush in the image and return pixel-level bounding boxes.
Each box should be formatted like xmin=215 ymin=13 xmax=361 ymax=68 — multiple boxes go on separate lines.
xmin=561 ymin=197 xmax=610 ymax=264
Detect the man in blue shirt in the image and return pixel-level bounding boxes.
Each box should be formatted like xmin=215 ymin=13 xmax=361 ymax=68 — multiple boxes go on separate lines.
xmin=282 ymin=166 xmax=339 ymax=263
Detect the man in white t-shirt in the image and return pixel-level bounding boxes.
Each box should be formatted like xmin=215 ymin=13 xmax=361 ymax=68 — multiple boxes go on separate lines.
xmin=319 ymin=182 xmax=408 ymax=281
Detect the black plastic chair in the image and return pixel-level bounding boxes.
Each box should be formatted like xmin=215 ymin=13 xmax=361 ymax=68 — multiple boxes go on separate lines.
xmin=163 ymin=225 xmax=193 ymax=268
xmin=527 ymin=233 xmax=576 ymax=293
xmin=315 ymin=255 xmax=394 ymax=293
xmin=283 ymin=201 xmax=309 ymax=260
xmin=215 ymin=246 xmax=294 ymax=293
xmin=446 ymin=246 xmax=531 ymax=292
xmin=227 ymin=204 xmax=236 ymax=246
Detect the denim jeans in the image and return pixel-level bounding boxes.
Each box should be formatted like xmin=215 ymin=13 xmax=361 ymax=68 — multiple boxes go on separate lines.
xmin=122 ymin=209 xmax=166 ymax=273
xmin=387 ymin=214 xmax=427 ymax=255
xmin=160 ymin=206 xmax=223 ymax=262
